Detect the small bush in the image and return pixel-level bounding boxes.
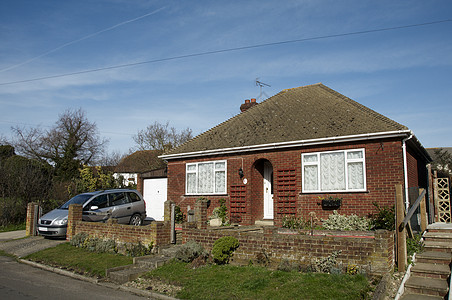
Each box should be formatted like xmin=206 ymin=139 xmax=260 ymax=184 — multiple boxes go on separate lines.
xmin=311 ymin=250 xmax=342 ymax=273
xmin=369 ymin=202 xmax=395 ymax=230
xmin=175 ymin=240 xmax=208 ymax=263
xmin=407 ymin=233 xmax=424 ymax=264
xmin=322 ymin=211 xmax=370 ymax=231
xmin=211 ymin=236 xmax=239 ymax=264
xmin=210 ymin=198 xmax=229 ymax=226
xmin=255 ymin=249 xmax=270 ymax=267
xmin=174 ymin=205 xmax=186 ymax=223
xmin=281 ymin=215 xmax=306 ymax=230
xmin=70 ymin=232 xmax=89 ymax=247
xmin=277 ymin=258 xmax=301 ymax=272
xmin=124 ymin=241 xmax=154 ymax=257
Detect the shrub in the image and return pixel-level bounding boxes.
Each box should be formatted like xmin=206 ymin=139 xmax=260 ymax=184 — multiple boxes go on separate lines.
xmin=277 ymin=258 xmax=301 ymax=272
xmin=70 ymin=232 xmax=89 ymax=247
xmin=322 ymin=211 xmax=370 ymax=231
xmin=407 ymin=233 xmax=424 ymax=264
xmin=210 ymin=198 xmax=229 ymax=226
xmin=174 ymin=205 xmax=186 ymax=223
xmin=311 ymin=250 xmax=342 ymax=273
xmin=124 ymin=241 xmax=154 ymax=257
xmin=211 ymin=236 xmax=239 ymax=264
xmin=369 ymin=202 xmax=395 ymax=230
xmin=175 ymin=240 xmax=208 ymax=263
xmin=255 ymin=249 xmax=270 ymax=267
xmin=281 ymin=215 xmax=306 ymax=230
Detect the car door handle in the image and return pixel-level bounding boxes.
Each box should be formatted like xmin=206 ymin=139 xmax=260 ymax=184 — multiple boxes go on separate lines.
xmin=127 ymin=207 xmax=131 ymax=209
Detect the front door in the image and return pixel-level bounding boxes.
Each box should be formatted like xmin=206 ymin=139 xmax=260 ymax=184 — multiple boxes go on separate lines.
xmin=263 ymin=162 xmax=274 ymax=219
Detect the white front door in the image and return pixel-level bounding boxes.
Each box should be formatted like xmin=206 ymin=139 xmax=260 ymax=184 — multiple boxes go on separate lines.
xmin=143 ymin=178 xmax=167 ymax=221
xmin=263 ymin=162 xmax=274 ymax=219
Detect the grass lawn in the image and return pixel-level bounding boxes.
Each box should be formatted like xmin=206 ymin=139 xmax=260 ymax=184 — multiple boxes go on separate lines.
xmin=0 ymin=223 xmax=26 ymax=232
xmin=144 ymin=260 xmax=373 ymax=300
xmin=25 ymin=243 xmax=133 ymax=277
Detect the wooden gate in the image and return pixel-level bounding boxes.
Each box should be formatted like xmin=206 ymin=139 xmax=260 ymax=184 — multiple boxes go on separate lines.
xmin=435 ymin=177 xmax=451 ymax=222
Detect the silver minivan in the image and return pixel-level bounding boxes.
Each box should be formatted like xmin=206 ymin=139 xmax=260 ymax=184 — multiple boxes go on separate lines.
xmin=38 ymin=189 xmax=146 ymax=238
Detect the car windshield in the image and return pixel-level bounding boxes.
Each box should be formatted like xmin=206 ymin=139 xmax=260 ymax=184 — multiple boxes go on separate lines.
xmin=59 ymin=194 xmax=93 ymax=209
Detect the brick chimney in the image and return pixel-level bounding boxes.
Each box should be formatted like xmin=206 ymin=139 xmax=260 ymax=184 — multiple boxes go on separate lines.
xmin=240 ymin=98 xmax=258 ymax=112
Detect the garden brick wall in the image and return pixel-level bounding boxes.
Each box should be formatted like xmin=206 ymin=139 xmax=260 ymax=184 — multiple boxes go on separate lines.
xmin=66 ymin=204 xmax=171 ymax=246
xmin=167 ymin=138 xmax=426 ymax=226
xmin=182 ymin=225 xmax=394 ymax=275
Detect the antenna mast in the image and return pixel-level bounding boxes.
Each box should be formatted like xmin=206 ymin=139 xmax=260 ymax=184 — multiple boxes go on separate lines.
xmin=255 ymin=78 xmax=271 ymax=100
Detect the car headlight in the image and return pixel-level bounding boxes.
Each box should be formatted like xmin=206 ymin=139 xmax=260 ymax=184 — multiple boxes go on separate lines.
xmin=54 ymin=219 xmax=68 ymax=226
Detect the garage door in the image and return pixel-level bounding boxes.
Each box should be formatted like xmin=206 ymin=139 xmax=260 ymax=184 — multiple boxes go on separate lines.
xmin=143 ymin=178 xmax=167 ymax=221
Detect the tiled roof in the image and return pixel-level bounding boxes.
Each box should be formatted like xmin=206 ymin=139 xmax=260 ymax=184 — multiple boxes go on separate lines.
xmin=115 ymin=150 xmax=166 ymax=173
xmin=164 ymin=83 xmax=408 ymax=156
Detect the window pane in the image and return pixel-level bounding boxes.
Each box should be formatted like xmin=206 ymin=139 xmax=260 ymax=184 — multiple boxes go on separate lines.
xmin=348 ymin=162 xmax=364 ymax=190
xmin=303 ymin=154 xmax=318 ymax=163
xmin=347 ymin=150 xmax=363 ymax=159
xmin=320 ymin=152 xmax=345 ymax=190
xmin=187 ymin=173 xmax=196 ymax=194
xmin=304 ymin=165 xmax=318 ymax=191
xmin=215 ymin=171 xmax=226 ymax=193
xmin=198 ymin=163 xmax=214 ymax=193
xmin=187 ymin=164 xmax=196 ymax=171
xmin=215 ymin=162 xmax=225 ymax=170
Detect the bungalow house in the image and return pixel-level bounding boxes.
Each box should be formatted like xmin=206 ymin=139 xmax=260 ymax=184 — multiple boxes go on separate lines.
xmin=160 ymin=83 xmax=431 ymax=226
xmin=114 ymin=150 xmax=168 ymax=221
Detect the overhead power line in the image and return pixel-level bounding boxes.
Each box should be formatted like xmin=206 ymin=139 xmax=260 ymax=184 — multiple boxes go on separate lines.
xmin=0 ymin=19 xmax=451 ymax=87
xmin=0 ymin=6 xmax=167 ymax=73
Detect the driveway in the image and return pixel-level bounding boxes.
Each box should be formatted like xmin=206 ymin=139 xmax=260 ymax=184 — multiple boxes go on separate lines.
xmin=0 ymin=231 xmax=65 ymax=257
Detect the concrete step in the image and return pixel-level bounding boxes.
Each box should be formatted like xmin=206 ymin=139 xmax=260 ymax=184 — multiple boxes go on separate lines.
xmin=411 ymin=262 xmax=450 ymax=279
xmin=400 ymin=293 xmax=444 ymax=300
xmin=134 ymin=255 xmax=171 ymax=269
xmin=424 ymin=231 xmax=452 ymax=243
xmin=255 ymin=220 xmax=274 ymax=226
xmin=405 ymin=276 xmax=449 ymax=297
xmin=107 ymin=244 xmax=182 ymax=284
xmin=106 ymin=265 xmax=148 ymax=284
xmin=427 ymin=223 xmax=452 ymax=234
xmin=424 ymin=240 xmax=452 ymax=253
xmin=416 ymin=251 xmax=452 ymax=265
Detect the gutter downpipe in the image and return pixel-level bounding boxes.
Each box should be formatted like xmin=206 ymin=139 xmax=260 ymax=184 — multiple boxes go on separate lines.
xmin=402 ymin=133 xmax=413 ymax=211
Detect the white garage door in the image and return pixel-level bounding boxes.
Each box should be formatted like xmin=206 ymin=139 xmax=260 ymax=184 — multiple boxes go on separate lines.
xmin=143 ymin=178 xmax=167 ymax=221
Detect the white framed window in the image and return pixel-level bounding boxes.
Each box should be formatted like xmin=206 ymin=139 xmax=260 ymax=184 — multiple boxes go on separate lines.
xmin=302 ymin=149 xmax=366 ymax=193
xmin=186 ymin=160 xmax=227 ymax=195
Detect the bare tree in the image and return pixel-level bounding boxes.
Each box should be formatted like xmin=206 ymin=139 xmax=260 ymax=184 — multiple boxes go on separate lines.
xmin=96 ymin=150 xmax=127 ymax=167
xmin=133 ymin=121 xmax=192 ymax=152
xmin=12 ymin=108 xmax=108 ymax=179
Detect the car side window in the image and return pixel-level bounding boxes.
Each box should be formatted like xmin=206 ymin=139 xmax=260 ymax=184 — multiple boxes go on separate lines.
xmin=128 ymin=192 xmax=141 ymax=203
xmin=109 ymin=192 xmax=129 ymax=206
xmin=84 ymin=194 xmax=108 ymax=211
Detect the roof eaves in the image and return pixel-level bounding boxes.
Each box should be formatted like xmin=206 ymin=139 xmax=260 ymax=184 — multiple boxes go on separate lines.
xmin=160 ymin=130 xmax=412 ymax=160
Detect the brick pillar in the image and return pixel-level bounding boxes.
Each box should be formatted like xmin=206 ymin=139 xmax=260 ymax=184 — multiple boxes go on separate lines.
xmin=66 ymin=204 xmax=82 ymax=240
xmin=374 ymin=229 xmax=395 ymax=274
xmin=25 ymin=202 xmax=39 ymax=236
xmin=195 ymin=197 xmax=208 ymax=229
xmin=164 ymin=200 xmax=174 ymax=223
xmin=136 ymin=173 xmax=143 ymax=195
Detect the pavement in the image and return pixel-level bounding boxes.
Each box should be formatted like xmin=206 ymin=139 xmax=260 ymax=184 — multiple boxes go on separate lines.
xmin=0 ymin=230 xmax=177 ymax=299
xmin=0 ymin=231 xmax=66 ymax=258
xmin=0 ymin=230 xmax=26 ymax=241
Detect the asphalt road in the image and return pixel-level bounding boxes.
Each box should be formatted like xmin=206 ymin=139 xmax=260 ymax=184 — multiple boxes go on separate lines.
xmin=0 ymin=256 xmax=149 ymax=300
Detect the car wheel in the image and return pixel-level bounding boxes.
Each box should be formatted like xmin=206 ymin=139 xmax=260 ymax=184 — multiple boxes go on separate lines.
xmin=129 ymin=214 xmax=142 ymax=226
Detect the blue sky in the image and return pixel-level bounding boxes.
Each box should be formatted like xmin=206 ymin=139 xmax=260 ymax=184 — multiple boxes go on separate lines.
xmin=1 ymin=1 xmax=451 ymax=156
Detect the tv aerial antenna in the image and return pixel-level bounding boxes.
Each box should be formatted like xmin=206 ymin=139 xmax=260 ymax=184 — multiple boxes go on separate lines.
xmin=255 ymin=78 xmax=270 ymax=101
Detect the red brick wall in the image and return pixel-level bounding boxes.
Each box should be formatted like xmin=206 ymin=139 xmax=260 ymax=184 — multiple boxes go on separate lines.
xmin=72 ymin=221 xmax=170 ymax=246
xmin=66 ymin=205 xmax=171 ymax=246
xmin=182 ymin=226 xmax=394 ymax=275
xmin=168 ymin=138 xmax=426 ymax=225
